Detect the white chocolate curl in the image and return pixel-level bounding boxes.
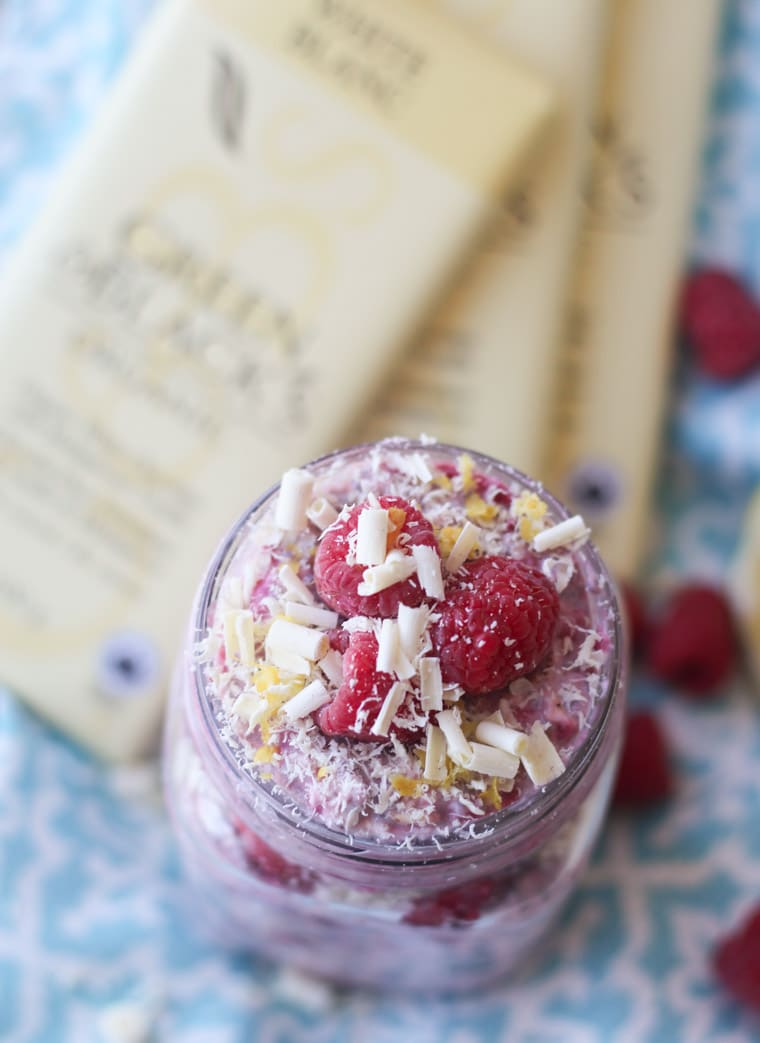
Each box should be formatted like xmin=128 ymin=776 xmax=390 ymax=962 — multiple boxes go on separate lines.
xmin=445 ymin=521 xmax=481 ymax=574
xmin=419 ymin=657 xmax=443 ymax=712
xmin=235 ymin=612 xmax=256 ymax=666
xmin=370 ymin=681 xmax=408 ymax=737
xmin=285 ymin=601 xmax=338 ymax=629
xmin=423 ymin=724 xmax=447 ymax=782
xmin=266 ymin=619 xmax=328 ymax=664
xmin=375 ymin=618 xmax=415 ymax=679
xmin=356 ymin=507 xmax=389 ymax=566
xmin=411 ymin=544 xmax=444 ymax=599
xmin=376 ymin=619 xmax=400 ymax=675
xmin=475 ymin=720 xmax=529 ymax=758
xmin=436 ymin=709 xmax=472 ymax=766
xmin=306 ymin=497 xmax=338 ymax=530
xmin=465 ymin=741 xmax=519 ymax=779
xmin=521 ymin=722 xmax=566 ymax=785
xmin=358 ymin=550 xmax=417 ymax=596
xmin=397 ymin=604 xmax=429 ymax=660
xmin=278 ymin=564 xmax=315 ymax=606
xmin=318 ymin=649 xmax=343 ymax=687
xmin=532 ymin=514 xmax=589 ymax=552
xmin=283 ymin=679 xmax=331 ymax=720
xmin=275 ymin=469 xmax=314 ymax=531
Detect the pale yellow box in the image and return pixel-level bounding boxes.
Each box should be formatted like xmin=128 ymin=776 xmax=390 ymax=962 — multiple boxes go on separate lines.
xmin=0 ymin=0 xmax=553 ymax=760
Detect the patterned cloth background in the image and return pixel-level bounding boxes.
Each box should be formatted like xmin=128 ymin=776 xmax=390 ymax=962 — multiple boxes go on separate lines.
xmin=1 ymin=1 xmax=759 ymax=1040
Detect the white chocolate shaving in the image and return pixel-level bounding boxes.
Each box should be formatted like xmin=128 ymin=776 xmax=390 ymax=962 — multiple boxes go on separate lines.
xmin=370 ymin=681 xmax=408 ymax=737
xmin=442 ymin=684 xmax=464 ymax=703
xmin=445 ymin=521 xmax=481 ymax=573
xmin=356 ymin=507 xmax=389 ymax=566
xmin=521 ymin=722 xmax=566 ymax=785
xmin=423 ymin=724 xmax=447 ymax=782
xmin=306 ymin=497 xmax=338 ymax=530
xmin=275 ymin=468 xmax=314 ymax=531
xmin=235 ymin=612 xmax=256 ymax=666
xmin=318 ymin=649 xmax=343 ymax=686
xmin=533 ymin=514 xmax=590 ymax=552
xmin=465 ymin=741 xmax=519 ymax=779
xmin=397 ymin=604 xmax=428 ymax=660
xmin=436 ymin=709 xmax=472 ymax=765
xmin=278 ymin=564 xmax=315 ymax=606
xmin=285 ymin=601 xmax=338 ymax=629
xmin=411 ymin=544 xmax=444 ymax=599
xmin=357 ymin=550 xmax=417 ymax=595
xmin=266 ymin=619 xmax=328 ymax=663
xmin=475 ymin=720 xmax=529 ymax=758
xmin=419 ymin=657 xmax=443 ymax=712
xmin=283 ymin=679 xmax=331 ymax=720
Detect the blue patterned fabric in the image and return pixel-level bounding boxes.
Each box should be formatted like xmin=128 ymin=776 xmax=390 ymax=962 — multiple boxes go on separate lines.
xmin=2 ymin=2 xmax=760 ymax=1041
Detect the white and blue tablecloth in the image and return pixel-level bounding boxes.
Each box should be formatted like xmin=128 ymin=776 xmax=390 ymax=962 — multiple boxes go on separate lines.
xmin=2 ymin=2 xmax=760 ymax=1040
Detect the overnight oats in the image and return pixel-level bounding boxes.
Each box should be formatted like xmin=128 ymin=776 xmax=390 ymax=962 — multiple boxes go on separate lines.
xmin=163 ymin=439 xmax=626 ymax=992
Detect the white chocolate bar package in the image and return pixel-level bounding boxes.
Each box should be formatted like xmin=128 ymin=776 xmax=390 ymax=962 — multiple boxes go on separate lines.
xmin=0 ymin=0 xmax=554 ymax=760
xmin=361 ymin=0 xmax=721 ymax=583
xmin=358 ymin=0 xmax=610 ymax=474
xmin=544 ymin=0 xmax=722 ymax=578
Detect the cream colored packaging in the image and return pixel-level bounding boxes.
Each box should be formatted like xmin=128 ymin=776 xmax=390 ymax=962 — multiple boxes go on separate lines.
xmin=544 ymin=0 xmax=722 ymax=578
xmin=0 ymin=0 xmax=554 ymax=760
xmin=357 ymin=0 xmax=610 ymax=475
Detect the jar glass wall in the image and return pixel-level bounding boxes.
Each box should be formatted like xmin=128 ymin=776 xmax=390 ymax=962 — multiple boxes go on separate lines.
xmin=163 ymin=440 xmax=626 ymax=992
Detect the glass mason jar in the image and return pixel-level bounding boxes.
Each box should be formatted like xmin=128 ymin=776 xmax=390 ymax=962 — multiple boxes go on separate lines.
xmin=163 ymin=441 xmax=626 ymax=993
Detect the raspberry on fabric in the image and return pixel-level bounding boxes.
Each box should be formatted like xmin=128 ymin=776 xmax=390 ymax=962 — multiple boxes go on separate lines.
xmin=646 ymin=584 xmax=737 ymax=696
xmin=314 ymin=495 xmax=439 ymax=618
xmin=431 ymin=555 xmax=559 ymax=696
xmin=620 ymin=581 xmax=649 ymax=660
xmin=612 ymin=711 xmax=672 ymax=807
xmin=712 ymin=904 xmax=760 ymax=1011
xmin=317 ymin=630 xmax=426 ymax=742
xmin=681 ymin=268 xmax=760 ymax=380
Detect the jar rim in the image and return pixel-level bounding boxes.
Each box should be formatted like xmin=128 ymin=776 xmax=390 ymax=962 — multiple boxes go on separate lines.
xmin=189 ymin=439 xmax=625 ymax=866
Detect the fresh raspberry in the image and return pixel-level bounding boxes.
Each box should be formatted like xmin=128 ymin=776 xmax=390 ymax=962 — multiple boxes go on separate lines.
xmin=431 ymin=555 xmax=559 ymax=695
xmin=314 ymin=495 xmax=439 ymax=618
xmin=681 ymin=268 xmax=760 ymax=380
xmin=326 ymin=627 xmax=350 ymax=654
xmin=317 ymin=630 xmax=426 ymax=742
xmin=620 ymin=581 xmax=649 ymax=660
xmin=612 ymin=711 xmax=672 ymax=806
xmin=234 ymin=820 xmax=312 ymax=891
xmin=712 ymin=903 xmax=760 ymax=1011
xmin=646 ymin=584 xmax=737 ymax=696
xmin=403 ymin=877 xmax=495 ymax=927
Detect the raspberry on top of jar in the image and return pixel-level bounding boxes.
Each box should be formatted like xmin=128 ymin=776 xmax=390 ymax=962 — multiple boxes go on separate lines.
xmin=198 ymin=440 xmax=613 ymax=846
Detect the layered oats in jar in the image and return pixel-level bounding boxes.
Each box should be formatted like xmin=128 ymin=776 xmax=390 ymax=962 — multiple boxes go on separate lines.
xmin=163 ymin=439 xmax=626 ymax=992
